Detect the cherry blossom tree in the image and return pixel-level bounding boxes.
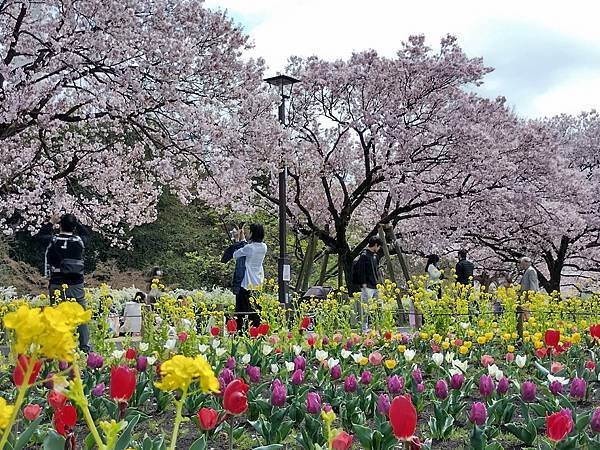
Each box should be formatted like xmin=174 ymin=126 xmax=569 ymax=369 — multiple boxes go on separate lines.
xmin=0 ymin=0 xmax=276 ymax=240
xmin=202 ymin=36 xmax=528 ymax=284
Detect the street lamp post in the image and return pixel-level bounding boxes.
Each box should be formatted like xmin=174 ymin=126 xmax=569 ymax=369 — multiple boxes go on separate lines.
xmin=264 ymin=74 xmax=300 ymax=306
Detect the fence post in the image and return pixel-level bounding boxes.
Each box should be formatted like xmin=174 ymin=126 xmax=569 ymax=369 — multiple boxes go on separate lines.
xmin=516 ymin=305 xmax=524 ymax=342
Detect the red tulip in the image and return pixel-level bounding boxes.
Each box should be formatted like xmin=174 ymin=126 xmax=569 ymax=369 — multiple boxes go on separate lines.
xmin=300 ymin=316 xmax=311 ymax=330
xmin=110 ymin=365 xmax=136 ymax=402
xmin=226 ymin=319 xmax=237 ymax=333
xmin=223 ymin=379 xmax=249 ymax=415
xmin=178 ymin=332 xmax=188 ymax=342
xmin=586 ymin=360 xmax=596 ymax=371
xmin=125 ymin=348 xmax=136 ymax=360
xmin=546 ymin=409 xmax=573 ymax=442
xmin=590 ymin=324 xmax=600 ymax=339
xmin=544 ymin=329 xmax=560 ymax=348
xmin=535 ymin=347 xmax=548 ymax=359
xmin=48 ymin=390 xmax=68 ymax=410
xmin=389 ymin=395 xmax=417 ymax=440
xmin=197 ymin=407 xmax=219 ymax=430
xmin=384 ymin=331 xmax=392 ymax=340
xmin=307 ymin=335 xmax=317 ymax=347
xmin=23 ymin=404 xmax=42 ymax=421
xmin=13 ymin=355 xmax=42 ymax=387
xmin=332 ymin=431 xmax=353 ymax=450
xmin=249 ymin=326 xmax=259 ymax=338
xmin=54 ymin=405 xmax=77 ymax=436
xmin=211 ymin=327 xmax=220 ymax=337
xmin=258 ymin=323 xmax=270 ymax=336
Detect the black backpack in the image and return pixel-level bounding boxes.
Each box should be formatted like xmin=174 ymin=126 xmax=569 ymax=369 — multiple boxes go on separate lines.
xmin=45 ymin=235 xmax=85 ymax=277
xmin=350 ymin=250 xmax=367 ymax=286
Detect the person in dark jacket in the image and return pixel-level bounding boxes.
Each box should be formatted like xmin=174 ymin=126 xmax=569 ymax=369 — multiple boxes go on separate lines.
xmin=36 ymin=213 xmax=91 ymax=352
xmin=352 ymin=236 xmax=383 ymax=331
xmin=455 ymin=249 xmax=474 ymax=286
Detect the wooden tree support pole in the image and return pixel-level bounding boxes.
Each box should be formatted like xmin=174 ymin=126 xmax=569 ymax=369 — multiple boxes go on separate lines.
xmin=300 ymin=233 xmax=318 ymax=292
xmin=318 ymin=251 xmax=330 ymax=286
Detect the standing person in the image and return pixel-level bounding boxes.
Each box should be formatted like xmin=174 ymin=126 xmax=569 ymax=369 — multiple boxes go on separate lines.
xmin=351 ymin=236 xmax=383 ymax=331
xmin=455 ymin=249 xmax=475 ymax=286
xmin=232 ymin=223 xmax=267 ymax=330
xmin=121 ymin=292 xmax=143 ymax=336
xmin=425 ymin=254 xmax=443 ymax=298
xmin=519 ymin=257 xmax=539 ymax=293
xmin=36 ymin=213 xmax=91 ymax=352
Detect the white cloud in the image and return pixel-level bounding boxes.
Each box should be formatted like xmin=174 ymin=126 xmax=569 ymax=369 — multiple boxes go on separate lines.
xmin=205 ymin=0 xmax=600 ymax=117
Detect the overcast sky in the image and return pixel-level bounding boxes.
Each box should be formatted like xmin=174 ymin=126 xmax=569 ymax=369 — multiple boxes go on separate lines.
xmin=204 ymin=0 xmax=600 ymax=118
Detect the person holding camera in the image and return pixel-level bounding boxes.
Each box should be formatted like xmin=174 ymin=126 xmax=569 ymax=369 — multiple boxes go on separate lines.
xmin=36 ymin=213 xmax=91 ymax=352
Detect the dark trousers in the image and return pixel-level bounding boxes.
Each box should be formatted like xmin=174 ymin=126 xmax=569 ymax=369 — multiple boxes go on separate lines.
xmin=235 ymin=287 xmax=260 ymax=331
xmin=49 ymin=283 xmax=91 ymax=353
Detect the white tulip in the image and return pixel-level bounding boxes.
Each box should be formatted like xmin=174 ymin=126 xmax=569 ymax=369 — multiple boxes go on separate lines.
xmin=216 ymin=348 xmax=226 ymax=357
xmin=112 ymin=350 xmax=124 ymax=359
xmin=242 ymin=353 xmax=251 ymax=365
xmin=404 ymin=349 xmax=416 ymax=362
xmin=327 ymin=358 xmax=340 ymax=369
xmin=198 ymin=344 xmax=208 ymax=353
xmin=445 ymin=352 xmax=455 ymax=364
xmin=285 ymin=361 xmax=295 ymax=372
xmin=452 ymin=359 xmax=468 ymax=373
xmin=212 ymin=339 xmax=221 ymax=349
xmin=270 ymin=364 xmax=279 ymax=374
xmin=315 ymin=350 xmax=328 ymax=362
xmin=495 ymin=370 xmax=504 ymax=381
xmin=460 ymin=322 xmax=470 ymax=329
xmin=341 ymin=349 xmax=352 ymax=359
xmin=449 ymin=368 xmax=462 ymax=376
xmin=293 ymin=345 xmax=302 ymax=356
xmin=547 ymin=374 xmax=569 ymax=385
xmin=164 ymin=338 xmax=176 ymax=350
xmin=352 ymin=353 xmax=364 ymax=363
xmin=139 ymin=343 xmax=149 ymax=352
xmin=515 ymin=355 xmax=527 ymax=369
xmin=147 ymin=356 xmax=157 ymax=366
xmin=432 ymin=352 xmax=444 ymax=366
xmin=262 ymin=345 xmax=274 ymax=356
xmin=487 ymin=364 xmax=500 ymax=378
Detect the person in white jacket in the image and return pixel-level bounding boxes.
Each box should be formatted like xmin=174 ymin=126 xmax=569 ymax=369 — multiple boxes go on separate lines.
xmin=233 ymin=223 xmax=267 ymax=330
xmin=425 ymin=254 xmax=443 ymax=298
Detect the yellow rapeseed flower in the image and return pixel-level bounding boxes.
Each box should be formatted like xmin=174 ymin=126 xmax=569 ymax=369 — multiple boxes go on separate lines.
xmin=155 ymin=355 xmax=219 ymax=393
xmin=321 ymin=409 xmax=336 ymax=426
xmin=0 ymin=397 xmax=14 ymax=430
xmin=384 ymin=359 xmax=397 ymax=369
xmin=571 ymin=332 xmax=581 ymax=344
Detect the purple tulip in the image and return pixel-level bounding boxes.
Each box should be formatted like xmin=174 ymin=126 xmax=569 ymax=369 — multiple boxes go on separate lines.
xmin=330 ymin=364 xmax=342 ymax=380
xmin=591 ymin=408 xmax=600 ymax=434
xmin=417 ymin=382 xmax=425 ymax=393
xmin=271 ymin=379 xmax=287 ymax=407
xmin=136 ymin=356 xmax=148 ymax=372
xmin=469 ymin=402 xmax=487 ymax=426
xmin=479 ymin=375 xmax=495 ymax=398
xmin=58 ymin=361 xmax=69 ymax=371
xmin=291 ymin=369 xmax=305 ymax=386
xmin=387 ymin=375 xmax=404 ymax=394
xmin=306 ymin=392 xmax=321 ymax=414
xmin=344 ymin=374 xmax=358 ymax=393
xmin=44 ymin=373 xmax=55 ymax=390
xmin=219 ymin=368 xmax=234 ymax=391
xmin=360 ymin=371 xmax=372 ymax=385
xmin=377 ymin=393 xmax=391 ymax=416
xmin=322 ymin=336 xmax=329 ymax=346
xmin=91 ymin=383 xmax=105 ymax=397
xmin=521 ymin=380 xmax=537 ymax=402
xmin=226 ymin=356 xmax=236 ymax=370
xmin=570 ymin=378 xmax=586 ymax=400
xmin=497 ymin=376 xmax=510 ymax=395
xmin=450 ymin=373 xmax=465 ymax=390
xmin=345 ymin=339 xmax=353 ymax=350
xmin=86 ymin=352 xmax=104 ymax=370
xmin=401 ymin=333 xmax=409 ymax=344
xmin=294 ymin=356 xmax=306 ymax=371
xmin=246 ymin=365 xmax=261 ymax=383
xmin=549 ymin=380 xmax=564 ymax=396
xmin=435 ymin=379 xmax=449 ymax=400
xmin=412 ymin=367 xmax=423 ymax=384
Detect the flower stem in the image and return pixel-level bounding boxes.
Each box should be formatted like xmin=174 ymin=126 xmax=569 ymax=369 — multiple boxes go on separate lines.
xmin=0 ymin=356 xmax=36 ymax=449
xmin=228 ymin=416 xmax=233 ymax=450
xmin=168 ymin=387 xmax=187 ymax=450
xmin=74 ymin=364 xmax=106 ymax=450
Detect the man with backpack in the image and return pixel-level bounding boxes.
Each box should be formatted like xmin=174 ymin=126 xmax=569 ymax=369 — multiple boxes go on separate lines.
xmin=36 ymin=213 xmax=91 ymax=352
xmin=351 ymin=236 xmax=383 ymax=331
